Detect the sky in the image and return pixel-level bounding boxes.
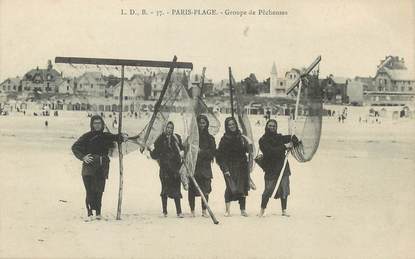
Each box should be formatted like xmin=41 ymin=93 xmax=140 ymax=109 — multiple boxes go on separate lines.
xmin=0 ymin=0 xmax=414 ymax=82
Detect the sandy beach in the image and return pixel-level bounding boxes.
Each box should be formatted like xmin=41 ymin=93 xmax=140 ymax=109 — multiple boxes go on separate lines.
xmin=0 ymin=107 xmax=414 ymax=259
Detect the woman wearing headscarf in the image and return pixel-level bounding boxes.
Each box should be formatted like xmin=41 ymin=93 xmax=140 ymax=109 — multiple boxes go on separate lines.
xmin=72 ymin=115 xmax=128 ymax=221
xmin=216 ymin=117 xmax=250 ymax=217
xmin=149 ymin=121 xmax=185 ymax=218
xmin=258 ymin=119 xmax=298 ymax=217
xmin=188 ymin=115 xmax=216 ymax=217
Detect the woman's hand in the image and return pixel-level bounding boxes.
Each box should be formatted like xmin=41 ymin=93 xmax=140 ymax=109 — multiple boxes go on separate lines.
xmin=147 ymin=144 xmax=155 ymax=152
xmin=223 ymin=171 xmax=230 ymax=177
xmin=82 ymin=154 xmax=93 ymax=164
xmin=285 ymin=142 xmax=293 ymax=149
xmin=121 ymin=133 xmax=129 ymax=142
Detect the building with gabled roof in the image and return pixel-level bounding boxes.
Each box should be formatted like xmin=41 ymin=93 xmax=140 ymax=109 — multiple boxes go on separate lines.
xmin=321 ymin=74 xmax=351 ymax=104
xmin=21 ymin=60 xmax=63 ymax=93
xmin=76 ymin=71 xmax=107 ymax=97
xmin=149 ymin=71 xmax=186 ymax=100
xmin=364 ymin=56 xmax=415 ymax=106
xmin=56 ymin=77 xmax=76 ymax=94
xmin=0 ymin=77 xmax=22 ymax=93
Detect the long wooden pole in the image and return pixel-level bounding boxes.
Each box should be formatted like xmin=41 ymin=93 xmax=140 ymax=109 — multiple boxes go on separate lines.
xmin=182 ymin=160 xmax=219 ymax=224
xmin=116 ymin=65 xmax=125 ymax=220
xmin=55 ymin=56 xmax=192 ymax=69
xmin=272 ymin=79 xmax=303 ymax=199
xmin=228 ymin=68 xmax=256 ymax=190
xmin=228 ymin=67 xmax=234 ymax=117
xmin=286 ymin=55 xmax=321 ymax=94
xmin=200 ymin=67 xmax=206 ymax=95
xmin=141 ymin=56 xmax=177 ymax=145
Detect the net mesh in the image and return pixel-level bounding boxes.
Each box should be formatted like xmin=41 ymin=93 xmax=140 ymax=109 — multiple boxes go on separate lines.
xmin=54 ymin=63 xmax=194 ymax=158
xmin=230 ymin=73 xmax=256 ymax=189
xmin=288 ymin=66 xmax=323 ymax=162
xmin=179 ymin=87 xmax=199 ymax=179
xmin=184 ymin=74 xmax=221 ymax=136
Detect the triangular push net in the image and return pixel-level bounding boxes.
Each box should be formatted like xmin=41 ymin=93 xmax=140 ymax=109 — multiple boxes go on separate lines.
xmin=123 ymin=70 xmax=194 ymax=154
xmin=185 ymin=74 xmax=221 ymax=136
xmin=54 ymin=61 xmax=194 ymax=157
xmin=288 ymin=62 xmax=323 ymax=162
xmin=229 ymin=72 xmax=256 ymax=189
xmin=178 ymin=85 xmax=199 ymax=180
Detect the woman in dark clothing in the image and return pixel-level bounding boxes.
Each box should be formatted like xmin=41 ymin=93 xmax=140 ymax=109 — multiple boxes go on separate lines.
xmin=149 ymin=121 xmax=185 ymax=218
xmin=188 ymin=115 xmax=216 ymax=218
xmin=258 ymin=119 xmax=297 ymax=217
xmin=72 ymin=115 xmax=127 ymax=221
xmin=216 ymin=117 xmax=250 ymax=217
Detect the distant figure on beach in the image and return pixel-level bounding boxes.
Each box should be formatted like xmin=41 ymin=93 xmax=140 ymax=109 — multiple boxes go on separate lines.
xmin=148 ymin=121 xmax=185 ymax=218
xmin=45 ymin=120 xmax=48 ymax=127
xmin=112 ymin=119 xmax=118 ymax=129
xmin=265 ymin=110 xmax=271 ymax=121
xmin=258 ymin=119 xmax=299 ymax=217
xmin=71 ymin=115 xmax=128 ymax=221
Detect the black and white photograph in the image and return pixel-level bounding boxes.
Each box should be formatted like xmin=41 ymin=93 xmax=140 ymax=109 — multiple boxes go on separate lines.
xmin=0 ymin=0 xmax=414 ymax=258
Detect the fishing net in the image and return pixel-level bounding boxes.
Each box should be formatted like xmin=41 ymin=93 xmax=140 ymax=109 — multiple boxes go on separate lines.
xmin=123 ymin=69 xmax=193 ymax=154
xmin=178 ymin=86 xmax=199 ymax=181
xmin=230 ymin=72 xmax=256 ymax=189
xmin=186 ymin=73 xmax=220 ymax=136
xmin=54 ymin=62 xmax=193 ymax=157
xmin=288 ymin=61 xmax=323 ymax=162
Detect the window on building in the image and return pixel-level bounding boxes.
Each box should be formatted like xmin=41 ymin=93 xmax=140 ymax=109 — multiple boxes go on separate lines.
xmin=409 ymin=87 xmax=413 ymax=91
xmin=401 ymin=86 xmax=405 ymax=91
xmin=80 ymin=84 xmax=82 ymax=89
xmin=67 ymin=86 xmax=69 ymax=91
xmin=91 ymin=84 xmax=93 ymax=88
xmin=13 ymin=86 xmax=16 ymax=90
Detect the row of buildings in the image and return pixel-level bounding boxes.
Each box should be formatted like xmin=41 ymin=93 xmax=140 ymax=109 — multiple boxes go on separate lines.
xmin=0 ymin=60 xmax=212 ymax=112
xmin=1 ymin=55 xmax=414 ymax=112
xmin=0 ymin=60 xmax=197 ymax=100
xmin=267 ymin=55 xmax=415 ymax=106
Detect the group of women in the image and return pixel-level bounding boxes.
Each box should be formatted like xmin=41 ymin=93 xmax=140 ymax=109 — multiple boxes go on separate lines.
xmin=72 ymin=114 xmax=297 ymax=221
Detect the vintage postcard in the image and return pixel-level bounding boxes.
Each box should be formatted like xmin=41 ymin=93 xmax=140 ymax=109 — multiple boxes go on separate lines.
xmin=0 ymin=0 xmax=414 ymax=258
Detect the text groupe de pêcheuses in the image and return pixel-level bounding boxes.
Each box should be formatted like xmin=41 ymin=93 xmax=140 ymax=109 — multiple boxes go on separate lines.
xmin=170 ymin=9 xmax=286 ymax=16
